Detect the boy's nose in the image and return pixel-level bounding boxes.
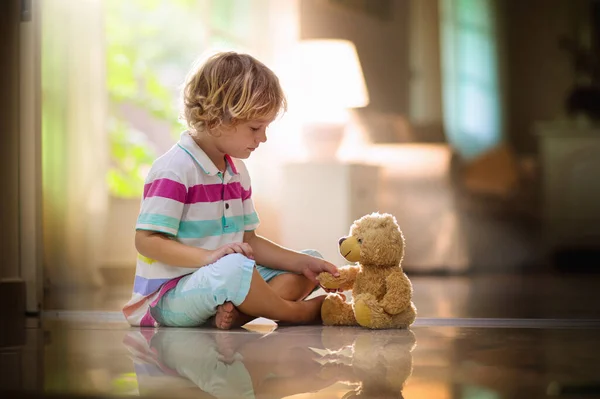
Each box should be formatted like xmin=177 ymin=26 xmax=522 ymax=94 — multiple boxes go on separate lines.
xmin=258 ymin=131 xmax=267 ymax=143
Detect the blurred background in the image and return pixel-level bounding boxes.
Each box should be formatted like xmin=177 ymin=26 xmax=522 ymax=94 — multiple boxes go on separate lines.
xmin=4 ymin=0 xmax=600 ymax=329
xmin=2 ymin=0 xmax=600 ymax=397
xmin=19 ymin=0 xmax=600 ymax=289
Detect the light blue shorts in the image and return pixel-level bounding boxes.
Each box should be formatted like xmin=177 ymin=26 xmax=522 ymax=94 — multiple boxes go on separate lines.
xmin=150 ymin=249 xmax=322 ymax=327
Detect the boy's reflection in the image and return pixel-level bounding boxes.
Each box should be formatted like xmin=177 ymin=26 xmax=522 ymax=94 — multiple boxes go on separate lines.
xmin=123 ymin=326 xmax=416 ymax=398
xmin=123 ymin=326 xmax=339 ymax=398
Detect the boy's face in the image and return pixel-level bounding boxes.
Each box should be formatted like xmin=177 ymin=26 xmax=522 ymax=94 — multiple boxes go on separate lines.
xmin=213 ymin=117 xmax=274 ymax=159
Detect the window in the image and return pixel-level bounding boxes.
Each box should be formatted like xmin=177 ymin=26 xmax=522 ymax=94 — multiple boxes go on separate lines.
xmin=440 ymin=0 xmax=503 ymax=160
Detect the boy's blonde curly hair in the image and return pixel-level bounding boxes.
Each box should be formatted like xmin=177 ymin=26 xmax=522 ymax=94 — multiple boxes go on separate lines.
xmin=182 ymin=51 xmax=287 ymax=134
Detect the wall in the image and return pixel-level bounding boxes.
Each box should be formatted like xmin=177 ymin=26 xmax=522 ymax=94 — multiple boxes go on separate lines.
xmin=299 ymin=0 xmax=410 ymax=116
xmin=0 ymin=0 xmax=21 ymax=281
xmin=504 ymin=0 xmax=588 ymax=154
xmin=100 ymin=197 xmax=138 ymax=285
xmin=0 ymin=0 xmax=26 ymax=351
xmin=408 ymin=0 xmax=444 ymax=143
xmin=42 ymin=0 xmax=108 ymax=289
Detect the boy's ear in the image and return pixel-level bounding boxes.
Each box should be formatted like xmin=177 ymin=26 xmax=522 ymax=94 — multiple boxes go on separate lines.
xmin=204 ymin=119 xmax=225 ymax=136
xmin=207 ymin=127 xmax=222 ymax=137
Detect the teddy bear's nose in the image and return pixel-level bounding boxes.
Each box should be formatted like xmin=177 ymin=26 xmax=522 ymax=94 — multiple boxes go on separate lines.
xmin=338 ymin=237 xmax=346 ymax=246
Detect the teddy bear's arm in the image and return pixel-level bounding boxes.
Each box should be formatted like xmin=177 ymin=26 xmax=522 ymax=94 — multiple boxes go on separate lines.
xmin=381 ymin=271 xmax=412 ymax=315
xmin=317 ymin=265 xmax=360 ymax=290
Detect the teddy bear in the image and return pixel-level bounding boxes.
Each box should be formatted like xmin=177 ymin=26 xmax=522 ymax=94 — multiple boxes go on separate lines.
xmin=315 ymin=327 xmax=417 ymax=398
xmin=317 ymin=212 xmax=417 ymax=329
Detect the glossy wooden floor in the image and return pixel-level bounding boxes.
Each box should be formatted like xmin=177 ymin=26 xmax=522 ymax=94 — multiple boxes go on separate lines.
xmin=4 ymin=273 xmax=600 ymax=399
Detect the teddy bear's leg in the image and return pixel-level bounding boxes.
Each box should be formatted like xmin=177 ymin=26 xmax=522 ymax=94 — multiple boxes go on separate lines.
xmin=389 ymin=301 xmax=417 ymax=329
xmin=353 ymin=293 xmax=391 ymax=329
xmin=321 ymin=294 xmax=357 ymax=326
xmin=354 ymin=294 xmax=416 ymax=329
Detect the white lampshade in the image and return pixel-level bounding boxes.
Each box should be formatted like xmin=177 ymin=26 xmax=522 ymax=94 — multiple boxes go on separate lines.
xmin=296 ymin=39 xmax=369 ymax=112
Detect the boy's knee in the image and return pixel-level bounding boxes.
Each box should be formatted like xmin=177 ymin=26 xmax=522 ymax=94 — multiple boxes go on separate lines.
xmin=302 ymin=249 xmax=323 ymax=259
xmin=218 ymin=253 xmax=254 ymax=276
xmin=214 ymin=254 xmax=254 ymax=280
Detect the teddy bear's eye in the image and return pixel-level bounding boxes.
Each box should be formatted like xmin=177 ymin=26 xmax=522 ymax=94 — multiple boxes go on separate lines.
xmin=357 ymin=238 xmax=363 ymax=244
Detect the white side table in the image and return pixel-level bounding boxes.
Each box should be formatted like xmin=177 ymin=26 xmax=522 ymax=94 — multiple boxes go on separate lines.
xmin=536 ymin=123 xmax=600 ymax=256
xmin=280 ymin=162 xmax=381 ymax=266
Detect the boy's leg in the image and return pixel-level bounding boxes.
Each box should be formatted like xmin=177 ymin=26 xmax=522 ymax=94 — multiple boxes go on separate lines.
xmin=268 ymin=273 xmax=316 ymax=301
xmin=236 ymin=268 xmax=325 ymax=324
xmin=214 ymin=267 xmax=325 ymax=329
xmin=257 ymin=249 xmax=322 ymax=301
xmin=213 ymin=274 xmax=314 ymax=329
xmin=152 ymin=253 xmax=325 ymax=329
xmin=216 ymin=250 xmax=323 ymax=328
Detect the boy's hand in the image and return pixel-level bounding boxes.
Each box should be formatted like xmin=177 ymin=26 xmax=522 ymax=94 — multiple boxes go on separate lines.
xmin=300 ymin=256 xmax=343 ymax=293
xmin=208 ymin=242 xmax=254 ymax=265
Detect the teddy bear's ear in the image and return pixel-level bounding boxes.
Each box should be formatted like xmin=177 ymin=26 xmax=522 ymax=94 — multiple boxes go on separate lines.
xmin=377 ymin=213 xmax=398 ymax=229
xmin=387 ymin=214 xmax=401 ymax=229
xmin=385 ymin=213 xmax=398 ymax=223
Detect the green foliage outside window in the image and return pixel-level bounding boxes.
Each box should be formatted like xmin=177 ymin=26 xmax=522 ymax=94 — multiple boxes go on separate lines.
xmin=106 ymin=0 xmax=199 ymax=198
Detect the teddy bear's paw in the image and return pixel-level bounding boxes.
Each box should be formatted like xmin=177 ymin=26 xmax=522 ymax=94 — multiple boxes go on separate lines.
xmin=317 ymin=272 xmax=342 ymax=289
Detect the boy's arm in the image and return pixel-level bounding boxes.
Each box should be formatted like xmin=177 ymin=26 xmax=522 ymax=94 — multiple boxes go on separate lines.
xmin=136 ymin=230 xmax=253 ymax=268
xmin=243 ymin=231 xmax=339 ymax=282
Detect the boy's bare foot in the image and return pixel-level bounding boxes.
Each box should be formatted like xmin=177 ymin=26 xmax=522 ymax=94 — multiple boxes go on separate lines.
xmin=214 ymin=302 xmax=254 ymax=330
xmin=214 ymin=302 xmax=237 ymax=330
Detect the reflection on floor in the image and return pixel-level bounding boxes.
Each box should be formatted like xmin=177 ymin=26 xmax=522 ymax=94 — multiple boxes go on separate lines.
xmin=3 ymin=274 xmax=600 ymax=398
xmin=6 ymin=318 xmax=600 ymax=399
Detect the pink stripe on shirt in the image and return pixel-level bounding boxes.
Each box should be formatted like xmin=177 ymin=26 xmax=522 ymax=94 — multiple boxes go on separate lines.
xmin=143 ymin=178 xmax=187 ymax=202
xmin=241 ymin=186 xmax=252 ymax=201
xmin=143 ymin=179 xmax=252 ymax=204
xmin=187 ymin=182 xmax=251 ymax=203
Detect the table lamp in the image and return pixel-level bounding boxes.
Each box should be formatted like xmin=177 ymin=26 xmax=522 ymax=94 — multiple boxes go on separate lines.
xmin=296 ymin=39 xmax=369 ymax=161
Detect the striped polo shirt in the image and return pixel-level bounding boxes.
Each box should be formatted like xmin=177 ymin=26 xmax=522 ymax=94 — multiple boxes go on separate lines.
xmin=122 ymin=131 xmax=260 ymax=326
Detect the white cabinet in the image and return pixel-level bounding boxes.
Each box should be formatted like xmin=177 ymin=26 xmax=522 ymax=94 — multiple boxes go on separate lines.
xmin=280 ymin=162 xmax=381 ymax=266
xmin=537 ymin=124 xmax=600 ymax=256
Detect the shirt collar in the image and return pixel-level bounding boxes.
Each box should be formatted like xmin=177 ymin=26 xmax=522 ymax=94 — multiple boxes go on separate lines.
xmin=177 ymin=131 xmax=239 ymax=176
